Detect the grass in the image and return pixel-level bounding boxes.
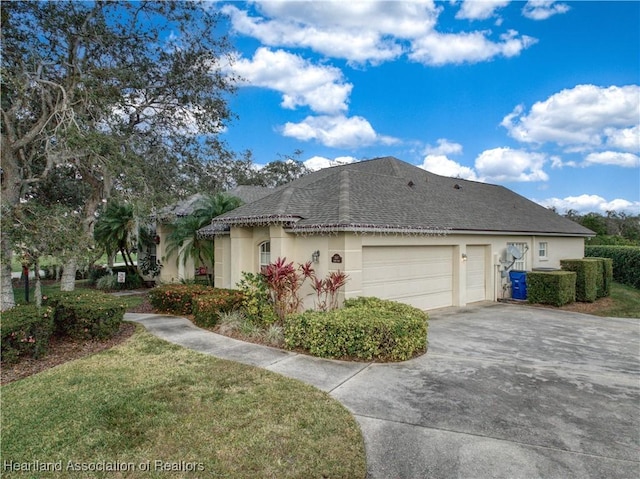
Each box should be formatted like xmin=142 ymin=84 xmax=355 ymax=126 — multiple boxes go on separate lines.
xmin=1 ymin=327 xmax=366 ymax=479
xmin=596 ymin=282 xmax=640 ymax=318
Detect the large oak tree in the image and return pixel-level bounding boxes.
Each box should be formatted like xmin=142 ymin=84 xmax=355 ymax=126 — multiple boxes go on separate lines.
xmin=1 ymin=1 xmax=237 ymax=309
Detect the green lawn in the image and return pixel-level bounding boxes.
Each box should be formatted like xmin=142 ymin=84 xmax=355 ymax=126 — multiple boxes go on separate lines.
xmin=597 ymin=282 xmax=640 ymax=318
xmin=1 ymin=327 xmax=366 ymax=479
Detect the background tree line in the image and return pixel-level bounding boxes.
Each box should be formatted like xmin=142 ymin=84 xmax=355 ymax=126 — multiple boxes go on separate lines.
xmin=553 ymin=209 xmax=640 ymax=246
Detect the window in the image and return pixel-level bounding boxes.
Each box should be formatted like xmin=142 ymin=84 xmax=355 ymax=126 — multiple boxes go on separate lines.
xmin=538 ymin=242 xmax=548 ymax=260
xmin=259 ymin=241 xmax=271 ymax=272
xmin=507 ymin=242 xmax=527 ymax=271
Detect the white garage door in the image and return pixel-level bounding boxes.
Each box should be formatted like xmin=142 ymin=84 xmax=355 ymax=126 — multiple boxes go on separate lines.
xmin=362 ymin=246 xmax=453 ymax=310
xmin=466 ymin=246 xmax=486 ymax=303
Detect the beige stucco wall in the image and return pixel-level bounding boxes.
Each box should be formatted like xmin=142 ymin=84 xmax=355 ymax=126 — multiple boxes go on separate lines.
xmin=214 ymin=227 xmax=586 ymax=310
xmin=156 ymin=222 xmax=198 ymax=283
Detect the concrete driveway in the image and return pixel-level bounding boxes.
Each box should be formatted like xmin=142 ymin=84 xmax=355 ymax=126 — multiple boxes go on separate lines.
xmin=127 ymin=302 xmax=639 ymax=479
xmin=332 ymin=303 xmax=640 ymax=479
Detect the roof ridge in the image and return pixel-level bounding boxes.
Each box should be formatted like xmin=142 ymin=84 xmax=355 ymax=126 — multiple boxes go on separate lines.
xmin=276 ymin=187 xmax=294 ymax=214
xmin=339 ymin=170 xmax=350 ymax=224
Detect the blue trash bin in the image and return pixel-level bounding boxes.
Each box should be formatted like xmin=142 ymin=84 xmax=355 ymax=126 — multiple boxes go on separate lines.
xmin=509 ymin=270 xmax=527 ymax=300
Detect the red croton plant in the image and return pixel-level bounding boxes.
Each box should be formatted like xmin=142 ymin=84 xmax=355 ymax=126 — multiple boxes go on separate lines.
xmin=261 ymin=257 xmax=348 ymax=319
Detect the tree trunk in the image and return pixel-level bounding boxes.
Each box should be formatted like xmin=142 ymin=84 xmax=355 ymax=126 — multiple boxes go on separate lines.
xmin=34 ymin=257 xmax=42 ymax=308
xmin=60 ymin=257 xmax=77 ymax=291
xmin=1 ymin=232 xmax=16 ymax=310
xmin=0 ymin=257 xmax=16 ymax=311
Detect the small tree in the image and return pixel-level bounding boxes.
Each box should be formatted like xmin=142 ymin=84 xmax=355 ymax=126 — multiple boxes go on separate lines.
xmin=93 ymin=201 xmax=137 ymax=274
xmin=164 ymin=193 xmax=242 ymax=285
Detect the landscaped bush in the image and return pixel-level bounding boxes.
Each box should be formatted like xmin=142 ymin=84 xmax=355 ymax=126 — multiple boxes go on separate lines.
xmin=527 ymin=271 xmax=576 ymax=307
xmin=95 ymin=274 xmax=119 ymax=291
xmin=45 ymin=290 xmax=125 ymax=340
xmin=88 ymin=265 xmax=109 ymax=285
xmin=560 ymin=259 xmax=598 ymax=302
xmin=284 ymin=296 xmax=428 ymax=362
xmin=585 ymin=245 xmax=640 ymax=289
xmin=147 ymin=284 xmax=210 ymax=314
xmin=584 ymin=257 xmax=613 ymax=298
xmin=192 ymin=289 xmax=245 ymax=328
xmin=237 ymin=272 xmax=278 ymax=327
xmin=1 ymin=305 xmax=55 ymax=364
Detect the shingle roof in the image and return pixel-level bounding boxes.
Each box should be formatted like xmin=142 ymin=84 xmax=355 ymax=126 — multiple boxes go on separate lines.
xmin=202 ymin=157 xmax=594 ymax=237
xmin=156 ymin=187 xmax=274 ymax=222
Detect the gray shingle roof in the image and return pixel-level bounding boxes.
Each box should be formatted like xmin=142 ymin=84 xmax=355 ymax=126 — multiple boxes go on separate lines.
xmin=203 ymin=157 xmax=594 ymax=236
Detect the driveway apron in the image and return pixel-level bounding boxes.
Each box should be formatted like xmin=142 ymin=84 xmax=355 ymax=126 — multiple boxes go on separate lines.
xmin=126 ymin=303 xmax=640 ymax=479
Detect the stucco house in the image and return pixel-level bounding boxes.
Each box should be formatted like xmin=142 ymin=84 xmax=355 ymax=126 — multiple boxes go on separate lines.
xmin=154 ymin=187 xmax=272 ymax=283
xmin=200 ymin=156 xmax=593 ymax=310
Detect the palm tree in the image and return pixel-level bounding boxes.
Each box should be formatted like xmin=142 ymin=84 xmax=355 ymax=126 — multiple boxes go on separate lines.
xmin=94 ymin=200 xmax=137 ymax=274
xmin=164 ymin=193 xmax=242 ymax=284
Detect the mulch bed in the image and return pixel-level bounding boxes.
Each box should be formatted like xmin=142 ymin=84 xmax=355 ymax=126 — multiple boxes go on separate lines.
xmin=1 ymin=322 xmax=137 ymax=385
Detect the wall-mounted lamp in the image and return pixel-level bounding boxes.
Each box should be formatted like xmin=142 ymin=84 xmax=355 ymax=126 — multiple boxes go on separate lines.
xmin=461 ymin=253 xmax=468 ymax=262
xmin=311 ymin=250 xmax=320 ymax=263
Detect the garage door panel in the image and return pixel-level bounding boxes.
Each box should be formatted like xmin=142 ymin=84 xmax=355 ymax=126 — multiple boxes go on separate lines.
xmin=466 ymin=246 xmax=486 ymax=303
xmin=362 ymin=246 xmax=453 ymax=310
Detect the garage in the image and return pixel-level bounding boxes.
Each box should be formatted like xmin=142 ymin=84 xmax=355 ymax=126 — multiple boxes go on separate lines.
xmin=362 ymin=246 xmax=453 ymax=310
xmin=465 ymin=245 xmax=487 ymax=303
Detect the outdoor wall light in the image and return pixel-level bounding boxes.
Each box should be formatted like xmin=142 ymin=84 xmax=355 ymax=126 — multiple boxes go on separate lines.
xmin=461 ymin=253 xmax=468 ymax=261
xmin=311 ymin=250 xmax=320 ymax=263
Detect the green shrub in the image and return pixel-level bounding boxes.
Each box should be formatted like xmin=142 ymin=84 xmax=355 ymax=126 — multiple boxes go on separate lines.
xmin=88 ymin=265 xmax=109 ymax=285
xmin=236 ymin=272 xmax=278 ymax=327
xmin=192 ymin=289 xmax=245 ymax=328
xmin=147 ymin=284 xmax=210 ymax=314
xmin=560 ymin=259 xmax=598 ymax=302
xmin=45 ymin=290 xmax=125 ymax=340
xmin=96 ymin=274 xmax=119 ymax=291
xmin=583 ymin=257 xmax=613 ymax=298
xmin=527 ymin=271 xmax=576 ymax=306
xmin=284 ymin=297 xmax=428 ymax=362
xmin=1 ymin=305 xmax=55 ymax=364
xmin=585 ymin=245 xmax=640 ymax=289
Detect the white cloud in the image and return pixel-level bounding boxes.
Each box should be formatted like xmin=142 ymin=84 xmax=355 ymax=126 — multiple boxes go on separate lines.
xmin=303 ymin=155 xmax=358 ymax=171
xmin=229 ymin=48 xmax=352 ymax=114
xmin=409 ymin=29 xmax=537 ymax=65
xmin=223 ymin=1 xmax=537 ymax=67
xmin=583 ymin=152 xmax=640 ymax=168
xmin=420 ymin=155 xmax=479 ymax=180
xmin=522 ymin=1 xmax=570 ymax=20
xmin=475 ymin=147 xmax=549 ymax=182
xmin=456 ymin=0 xmax=510 ymax=20
xmin=424 ymin=138 xmax=464 ymax=156
xmin=502 ymin=84 xmax=640 ymax=148
xmin=221 ymin=1 xmax=435 ymax=66
xmin=605 ymin=126 xmax=640 ymax=152
xmin=282 ymin=115 xmax=399 ymax=149
xmin=536 ymin=194 xmax=640 ymax=214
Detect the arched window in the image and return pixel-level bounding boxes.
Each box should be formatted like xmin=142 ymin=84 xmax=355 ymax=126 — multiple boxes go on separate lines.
xmin=259 ymin=241 xmax=271 ymax=272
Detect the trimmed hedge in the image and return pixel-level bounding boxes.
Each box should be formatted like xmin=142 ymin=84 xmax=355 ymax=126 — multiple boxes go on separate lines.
xmin=585 ymin=257 xmax=613 ymax=298
xmin=1 ymin=305 xmax=55 ymax=364
xmin=148 ymin=284 xmax=210 ymax=314
xmin=527 ymin=271 xmax=576 ymax=307
xmin=585 ymin=245 xmax=639 ymax=289
xmin=560 ymin=259 xmax=598 ymax=302
xmin=45 ymin=290 xmax=125 ymax=340
xmin=193 ymin=289 xmax=245 ymax=328
xmin=284 ymin=296 xmax=428 ymax=362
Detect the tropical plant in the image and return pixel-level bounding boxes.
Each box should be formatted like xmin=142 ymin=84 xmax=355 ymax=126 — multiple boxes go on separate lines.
xmin=312 ymin=270 xmax=350 ymax=311
xmin=164 ymin=193 xmax=241 ymax=285
xmin=262 ymin=258 xmax=315 ymax=320
xmin=93 ymin=201 xmax=137 ymax=274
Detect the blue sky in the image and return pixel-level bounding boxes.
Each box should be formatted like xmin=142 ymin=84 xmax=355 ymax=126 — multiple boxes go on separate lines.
xmin=213 ymin=0 xmax=639 ymax=214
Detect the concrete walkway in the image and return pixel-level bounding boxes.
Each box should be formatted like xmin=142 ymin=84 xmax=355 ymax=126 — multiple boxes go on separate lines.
xmin=125 ymin=303 xmax=640 ymax=479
